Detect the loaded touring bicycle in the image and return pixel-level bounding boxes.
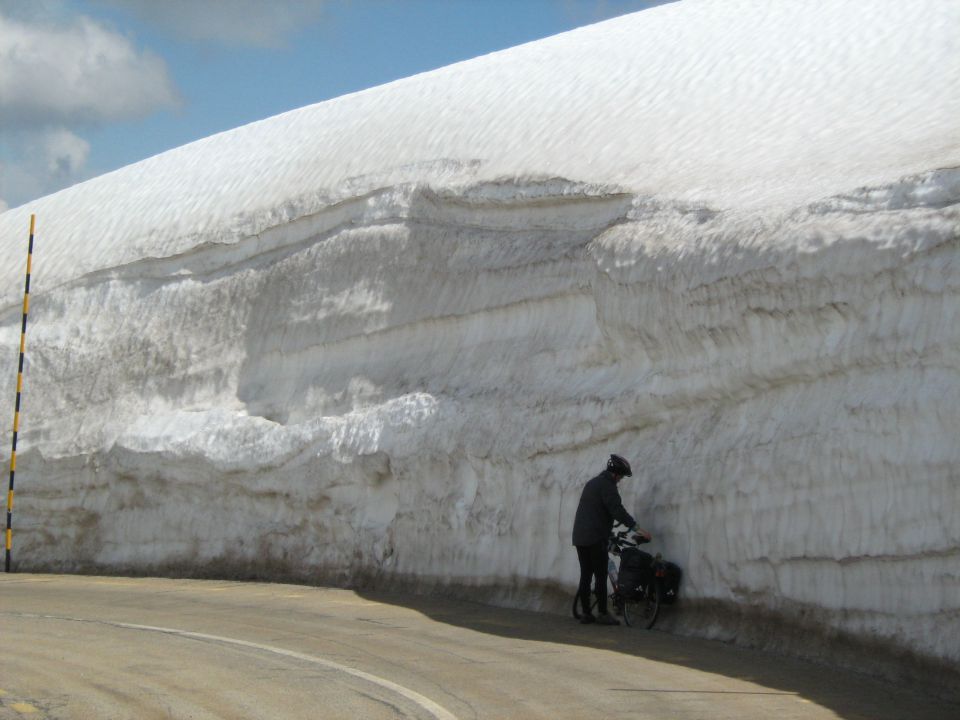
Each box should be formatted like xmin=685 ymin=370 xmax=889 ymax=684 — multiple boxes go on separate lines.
xmin=572 ymin=526 xmax=682 ymax=629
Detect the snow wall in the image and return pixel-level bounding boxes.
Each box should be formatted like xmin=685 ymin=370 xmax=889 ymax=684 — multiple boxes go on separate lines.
xmin=1 ymin=0 xmax=958 ymax=694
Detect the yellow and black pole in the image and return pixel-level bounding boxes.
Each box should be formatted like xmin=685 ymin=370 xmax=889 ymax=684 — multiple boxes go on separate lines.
xmin=5 ymin=214 xmax=35 ymax=573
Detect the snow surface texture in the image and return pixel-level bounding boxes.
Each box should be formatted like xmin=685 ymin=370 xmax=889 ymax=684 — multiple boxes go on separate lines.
xmin=1 ymin=0 xmax=958 ymax=688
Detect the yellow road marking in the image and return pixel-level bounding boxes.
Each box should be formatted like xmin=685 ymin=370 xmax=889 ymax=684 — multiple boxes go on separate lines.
xmin=10 ymin=702 xmax=39 ymax=714
xmin=323 ymin=599 xmax=383 ymax=607
xmin=587 ymin=637 xmax=617 ymax=645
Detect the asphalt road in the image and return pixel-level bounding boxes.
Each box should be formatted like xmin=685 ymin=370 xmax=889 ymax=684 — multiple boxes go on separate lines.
xmin=1 ymin=574 xmax=955 ymax=719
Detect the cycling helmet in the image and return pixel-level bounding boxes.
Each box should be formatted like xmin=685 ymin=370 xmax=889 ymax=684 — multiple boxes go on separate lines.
xmin=607 ymin=454 xmax=632 ymax=477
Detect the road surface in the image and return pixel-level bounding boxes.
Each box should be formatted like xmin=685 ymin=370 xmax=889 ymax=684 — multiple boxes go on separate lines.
xmin=1 ymin=574 xmax=955 ymax=719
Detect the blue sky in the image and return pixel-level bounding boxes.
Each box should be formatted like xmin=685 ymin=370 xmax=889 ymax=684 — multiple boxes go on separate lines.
xmin=0 ymin=0 xmax=668 ymax=211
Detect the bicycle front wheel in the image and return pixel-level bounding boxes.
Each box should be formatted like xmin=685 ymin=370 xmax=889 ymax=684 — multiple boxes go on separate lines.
xmin=623 ymin=581 xmax=661 ymax=629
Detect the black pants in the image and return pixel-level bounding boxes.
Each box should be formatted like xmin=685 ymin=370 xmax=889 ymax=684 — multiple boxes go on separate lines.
xmin=576 ymin=542 xmax=608 ymax=615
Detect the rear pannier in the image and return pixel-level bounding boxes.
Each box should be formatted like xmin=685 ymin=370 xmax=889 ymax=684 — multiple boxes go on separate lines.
xmin=618 ymin=548 xmax=653 ymax=599
xmin=657 ymin=561 xmax=683 ymax=605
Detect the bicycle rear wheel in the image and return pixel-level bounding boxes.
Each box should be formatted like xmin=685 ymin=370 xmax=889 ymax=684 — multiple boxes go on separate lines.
xmin=622 ymin=581 xmax=661 ymax=629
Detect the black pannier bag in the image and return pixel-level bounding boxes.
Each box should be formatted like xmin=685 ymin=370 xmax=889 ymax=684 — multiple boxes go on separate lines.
xmin=618 ymin=547 xmax=653 ymax=600
xmin=658 ymin=561 xmax=683 ymax=605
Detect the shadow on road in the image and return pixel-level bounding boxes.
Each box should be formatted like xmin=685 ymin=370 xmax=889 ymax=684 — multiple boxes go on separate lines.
xmin=356 ymin=587 xmax=959 ymax=720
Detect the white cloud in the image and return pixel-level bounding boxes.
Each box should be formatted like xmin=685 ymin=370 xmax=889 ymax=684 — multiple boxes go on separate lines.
xmin=0 ymin=6 xmax=179 ymax=209
xmin=0 ymin=12 xmax=179 ymax=130
xmin=38 ymin=128 xmax=91 ymax=182
xmin=97 ymin=0 xmax=328 ymax=49
xmin=0 ymin=156 xmax=42 ymax=212
xmin=0 ymin=128 xmax=91 ymax=210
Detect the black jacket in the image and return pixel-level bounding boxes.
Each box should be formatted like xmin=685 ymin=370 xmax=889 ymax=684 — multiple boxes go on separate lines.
xmin=572 ymin=470 xmax=637 ymax=546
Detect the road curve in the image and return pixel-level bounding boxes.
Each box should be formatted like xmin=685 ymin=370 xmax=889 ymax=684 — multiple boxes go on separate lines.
xmin=1 ymin=574 xmax=955 ymax=719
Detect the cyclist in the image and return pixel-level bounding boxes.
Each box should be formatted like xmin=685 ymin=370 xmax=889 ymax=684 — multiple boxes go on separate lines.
xmin=572 ymin=454 xmax=652 ymax=625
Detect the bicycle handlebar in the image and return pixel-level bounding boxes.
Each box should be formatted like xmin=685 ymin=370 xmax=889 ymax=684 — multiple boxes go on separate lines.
xmin=610 ymin=529 xmax=650 ymax=550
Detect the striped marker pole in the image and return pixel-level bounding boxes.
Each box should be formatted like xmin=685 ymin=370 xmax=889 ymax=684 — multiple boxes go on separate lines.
xmin=5 ymin=214 xmax=34 ymax=573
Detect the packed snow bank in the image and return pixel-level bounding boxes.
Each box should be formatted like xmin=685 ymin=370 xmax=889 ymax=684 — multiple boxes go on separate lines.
xmin=1 ymin=0 xmax=958 ymax=692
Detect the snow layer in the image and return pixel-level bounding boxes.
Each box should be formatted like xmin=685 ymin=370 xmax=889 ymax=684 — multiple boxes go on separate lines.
xmin=1 ymin=0 xmax=958 ymax=688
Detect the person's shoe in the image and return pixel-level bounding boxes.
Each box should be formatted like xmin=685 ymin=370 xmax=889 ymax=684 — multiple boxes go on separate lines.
xmin=579 ymin=613 xmax=596 ymax=624
xmin=595 ymin=612 xmax=620 ymax=626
